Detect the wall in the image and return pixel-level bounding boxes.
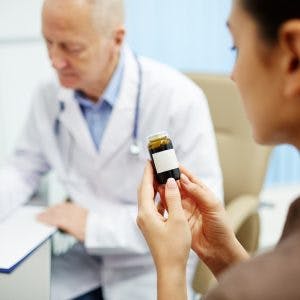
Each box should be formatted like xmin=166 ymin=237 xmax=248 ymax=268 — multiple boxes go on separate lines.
xmin=0 ymin=0 xmax=51 ymax=162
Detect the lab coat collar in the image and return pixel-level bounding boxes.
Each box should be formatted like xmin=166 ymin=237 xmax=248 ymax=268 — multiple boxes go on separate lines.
xmin=98 ymin=46 xmax=139 ymax=165
xmin=57 ymin=88 xmax=97 ymax=157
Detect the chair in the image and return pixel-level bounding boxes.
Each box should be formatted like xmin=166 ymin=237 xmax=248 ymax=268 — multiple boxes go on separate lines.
xmin=186 ymin=73 xmax=272 ymax=294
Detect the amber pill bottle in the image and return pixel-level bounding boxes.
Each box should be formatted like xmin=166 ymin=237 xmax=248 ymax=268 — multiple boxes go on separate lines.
xmin=147 ymin=132 xmax=180 ymax=184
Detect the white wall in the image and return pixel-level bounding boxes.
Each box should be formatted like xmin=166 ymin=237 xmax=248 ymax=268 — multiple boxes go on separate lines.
xmin=0 ymin=1 xmax=43 ymax=40
xmin=0 ymin=0 xmax=51 ymax=163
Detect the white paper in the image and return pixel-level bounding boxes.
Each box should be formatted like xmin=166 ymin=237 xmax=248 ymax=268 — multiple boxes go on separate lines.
xmin=0 ymin=206 xmax=56 ymax=272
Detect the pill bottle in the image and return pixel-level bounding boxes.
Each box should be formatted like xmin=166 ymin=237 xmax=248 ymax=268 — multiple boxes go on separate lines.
xmin=147 ymin=131 xmax=180 ymax=184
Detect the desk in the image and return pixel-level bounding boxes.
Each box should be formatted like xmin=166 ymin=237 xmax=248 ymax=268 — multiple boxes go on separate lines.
xmin=0 ymin=206 xmax=55 ymax=300
xmin=0 ymin=240 xmax=51 ymax=300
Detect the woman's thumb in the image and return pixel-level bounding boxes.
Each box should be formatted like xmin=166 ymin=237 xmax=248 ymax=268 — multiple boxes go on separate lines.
xmin=165 ymin=178 xmax=184 ymax=217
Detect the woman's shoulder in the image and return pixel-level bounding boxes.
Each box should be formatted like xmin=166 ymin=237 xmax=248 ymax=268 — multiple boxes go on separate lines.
xmin=205 ymin=196 xmax=300 ymax=300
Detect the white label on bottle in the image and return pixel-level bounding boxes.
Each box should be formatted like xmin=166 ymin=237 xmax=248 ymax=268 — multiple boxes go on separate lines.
xmin=152 ymin=149 xmax=179 ymax=173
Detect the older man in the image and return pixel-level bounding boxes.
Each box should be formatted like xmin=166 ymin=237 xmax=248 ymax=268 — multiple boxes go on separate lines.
xmin=0 ymin=0 xmax=222 ymax=299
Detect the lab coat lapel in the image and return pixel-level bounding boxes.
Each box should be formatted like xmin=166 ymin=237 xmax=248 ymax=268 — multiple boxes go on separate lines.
xmin=99 ymin=49 xmax=138 ymax=165
xmin=57 ymin=88 xmax=97 ymax=157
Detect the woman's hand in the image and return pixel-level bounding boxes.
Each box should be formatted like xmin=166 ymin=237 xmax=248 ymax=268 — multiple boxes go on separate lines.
xmin=137 ymin=161 xmax=191 ymax=271
xmin=178 ymin=165 xmax=249 ymax=277
xmin=137 ymin=161 xmax=190 ymax=300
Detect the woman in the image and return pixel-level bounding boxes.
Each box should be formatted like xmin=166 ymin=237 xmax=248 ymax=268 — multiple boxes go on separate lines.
xmin=137 ymin=0 xmax=300 ymax=299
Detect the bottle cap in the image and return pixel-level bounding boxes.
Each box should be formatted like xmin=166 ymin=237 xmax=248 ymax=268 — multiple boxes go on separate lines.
xmin=147 ymin=131 xmax=169 ymax=143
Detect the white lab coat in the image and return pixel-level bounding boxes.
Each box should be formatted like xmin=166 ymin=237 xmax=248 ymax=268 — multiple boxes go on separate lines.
xmin=0 ymin=47 xmax=222 ymax=299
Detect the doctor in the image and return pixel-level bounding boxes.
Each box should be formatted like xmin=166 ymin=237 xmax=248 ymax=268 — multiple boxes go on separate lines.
xmin=0 ymin=0 xmax=222 ymax=299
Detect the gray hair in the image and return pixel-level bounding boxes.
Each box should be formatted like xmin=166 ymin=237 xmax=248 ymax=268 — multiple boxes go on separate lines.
xmin=88 ymin=0 xmax=125 ymax=34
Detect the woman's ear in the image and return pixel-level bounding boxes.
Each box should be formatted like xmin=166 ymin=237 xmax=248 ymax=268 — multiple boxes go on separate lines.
xmin=279 ymin=20 xmax=300 ymax=98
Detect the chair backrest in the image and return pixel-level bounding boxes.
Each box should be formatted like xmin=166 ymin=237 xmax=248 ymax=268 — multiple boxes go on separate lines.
xmin=186 ymin=73 xmax=272 ymax=204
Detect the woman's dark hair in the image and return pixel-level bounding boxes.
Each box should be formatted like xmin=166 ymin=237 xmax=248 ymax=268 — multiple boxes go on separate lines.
xmin=241 ymin=0 xmax=300 ymax=43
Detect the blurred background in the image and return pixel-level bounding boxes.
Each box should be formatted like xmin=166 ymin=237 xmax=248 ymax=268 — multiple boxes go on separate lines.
xmin=0 ymin=0 xmax=299 ymax=249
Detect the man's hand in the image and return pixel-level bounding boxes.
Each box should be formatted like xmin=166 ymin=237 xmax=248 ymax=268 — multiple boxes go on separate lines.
xmin=37 ymin=202 xmax=88 ymax=242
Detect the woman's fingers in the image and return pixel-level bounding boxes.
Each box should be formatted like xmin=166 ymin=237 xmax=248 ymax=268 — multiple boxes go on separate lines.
xmin=157 ymin=200 xmax=165 ymax=216
xmin=179 ymin=166 xmax=222 ymax=213
xmin=137 ymin=161 xmax=156 ymax=212
xmin=179 ymin=165 xmax=210 ymax=190
xmin=164 ymin=178 xmax=185 ymax=219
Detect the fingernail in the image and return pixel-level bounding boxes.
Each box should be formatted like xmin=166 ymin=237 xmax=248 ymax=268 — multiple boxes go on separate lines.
xmin=180 ymin=174 xmax=189 ymax=185
xmin=166 ymin=178 xmax=177 ymax=189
